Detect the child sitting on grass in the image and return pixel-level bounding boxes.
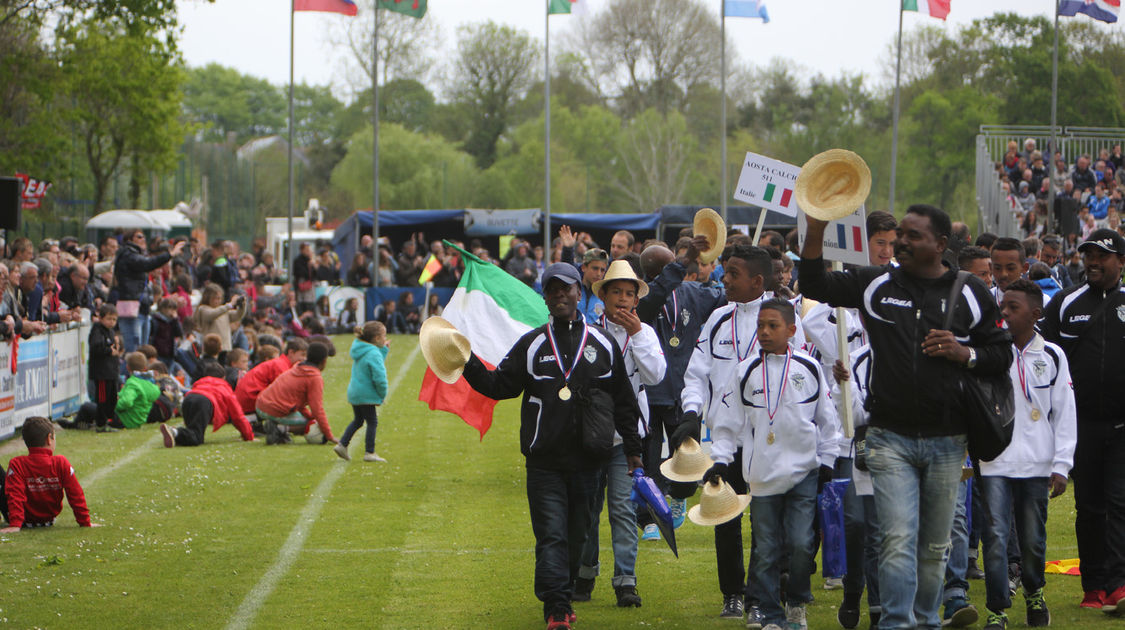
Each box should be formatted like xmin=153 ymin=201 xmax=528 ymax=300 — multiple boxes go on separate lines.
xmin=115 ymin=352 xmax=162 ymax=429
xmin=334 ymin=322 xmax=389 ymax=462
xmin=160 ymin=362 xmax=255 ymax=448
xmin=2 ymin=417 xmax=99 ymax=532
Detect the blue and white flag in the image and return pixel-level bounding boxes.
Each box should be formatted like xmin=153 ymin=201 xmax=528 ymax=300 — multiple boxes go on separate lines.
xmin=725 ymin=0 xmax=770 ymax=22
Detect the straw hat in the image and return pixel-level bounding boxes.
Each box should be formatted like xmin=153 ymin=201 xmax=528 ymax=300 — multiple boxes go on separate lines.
xmin=592 ymin=260 xmax=649 ymax=299
xmin=419 ymin=316 xmax=472 ymax=384
xmin=794 ymin=149 xmax=872 ymax=221
xmin=660 ymin=438 xmax=712 ymax=482
xmin=687 ymin=478 xmax=751 ymax=527
xmin=693 ymin=208 xmax=727 ymax=264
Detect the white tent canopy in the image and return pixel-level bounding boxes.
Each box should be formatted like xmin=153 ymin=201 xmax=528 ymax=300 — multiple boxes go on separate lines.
xmin=85 ymin=209 xmax=173 ymax=232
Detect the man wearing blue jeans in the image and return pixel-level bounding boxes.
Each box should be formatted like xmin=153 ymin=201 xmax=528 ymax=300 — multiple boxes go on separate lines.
xmin=800 ymin=204 xmax=1011 ymax=629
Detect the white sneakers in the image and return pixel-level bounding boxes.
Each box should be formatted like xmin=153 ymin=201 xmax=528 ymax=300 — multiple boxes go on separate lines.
xmin=785 ymin=604 xmax=807 ymax=630
xmin=160 ymin=423 xmax=175 ymax=448
xmin=363 ymin=452 xmax=387 ymax=463
xmin=333 ymin=442 xmax=350 ymax=461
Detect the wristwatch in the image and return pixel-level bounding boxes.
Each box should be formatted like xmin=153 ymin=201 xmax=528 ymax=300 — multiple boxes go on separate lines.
xmin=966 ymin=347 xmax=977 ymax=369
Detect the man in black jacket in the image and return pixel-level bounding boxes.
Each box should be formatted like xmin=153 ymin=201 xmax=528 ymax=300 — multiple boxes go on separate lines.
xmin=461 ymin=262 xmax=643 ymax=630
xmin=114 ymin=230 xmax=184 ymax=352
xmin=799 ymin=204 xmax=1011 ymax=630
xmin=1040 ymin=228 xmax=1125 ymax=612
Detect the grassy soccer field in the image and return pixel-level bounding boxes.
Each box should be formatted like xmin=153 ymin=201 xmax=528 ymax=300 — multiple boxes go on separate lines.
xmin=0 ymin=334 xmax=1121 ymax=629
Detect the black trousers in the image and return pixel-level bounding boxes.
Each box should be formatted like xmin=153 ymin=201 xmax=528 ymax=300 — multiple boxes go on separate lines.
xmin=716 ymin=448 xmax=750 ymax=598
xmin=1073 ymin=420 xmax=1125 ymax=593
xmin=175 ymin=393 xmax=213 ymax=447
xmin=93 ymin=379 xmax=118 ymax=428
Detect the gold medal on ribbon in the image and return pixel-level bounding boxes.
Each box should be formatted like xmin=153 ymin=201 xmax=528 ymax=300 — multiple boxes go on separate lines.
xmin=1030 ymin=408 xmax=1041 ymax=421
xmin=767 ymin=431 xmax=775 ymax=445
xmin=559 ymin=386 xmax=572 ymax=401
xmin=669 ymin=336 xmax=680 ymax=348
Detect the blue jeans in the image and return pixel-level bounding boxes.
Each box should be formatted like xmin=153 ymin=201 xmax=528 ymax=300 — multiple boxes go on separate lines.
xmin=118 ymin=314 xmax=147 ymax=353
xmin=340 ymin=404 xmax=378 ymax=453
xmin=944 ymin=477 xmax=971 ymax=601
xmin=840 ymin=458 xmax=882 ymax=611
xmin=526 ymin=465 xmax=600 ymax=620
xmin=578 ymin=445 xmax=639 ymax=587
xmin=866 ymin=427 xmax=966 ymax=630
xmin=980 ymin=476 xmax=1048 ymax=612
xmin=748 ymin=470 xmax=817 ymax=626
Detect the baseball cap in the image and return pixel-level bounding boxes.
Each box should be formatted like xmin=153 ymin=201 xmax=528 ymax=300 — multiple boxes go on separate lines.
xmin=542 ymin=262 xmax=581 ymax=287
xmin=582 ymin=248 xmax=608 ymax=264
xmin=1078 ymin=228 xmax=1125 ymax=256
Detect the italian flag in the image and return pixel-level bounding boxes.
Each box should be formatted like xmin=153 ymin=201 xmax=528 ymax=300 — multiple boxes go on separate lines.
xmin=549 ymin=0 xmax=588 ymax=16
xmin=903 ymin=0 xmax=950 ymax=20
xmin=418 ymin=245 xmax=548 ymax=438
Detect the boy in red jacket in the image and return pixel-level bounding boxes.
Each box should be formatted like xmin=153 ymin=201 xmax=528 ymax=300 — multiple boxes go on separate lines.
xmin=2 ymin=417 xmax=99 ymax=532
xmin=256 ymin=342 xmax=336 ymax=445
xmin=160 ymin=363 xmax=255 ymax=448
xmin=235 ymin=338 xmax=308 ymax=415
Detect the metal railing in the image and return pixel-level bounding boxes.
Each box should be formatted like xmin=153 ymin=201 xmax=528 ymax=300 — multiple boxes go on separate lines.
xmin=976 ymin=125 xmax=1125 ymax=237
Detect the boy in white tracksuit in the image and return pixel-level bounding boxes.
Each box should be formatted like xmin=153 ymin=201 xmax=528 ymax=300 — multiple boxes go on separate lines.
xmin=706 ymin=297 xmax=841 ymax=630
xmin=980 ymin=279 xmax=1076 ymax=629
xmin=575 ymin=261 xmax=666 ymax=607
xmin=672 ymin=245 xmax=806 ymax=620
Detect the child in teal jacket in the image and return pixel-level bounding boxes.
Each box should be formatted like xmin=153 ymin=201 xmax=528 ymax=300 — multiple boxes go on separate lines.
xmin=334 ymin=322 xmax=389 ymax=462
xmin=116 ymin=352 xmax=162 ymax=429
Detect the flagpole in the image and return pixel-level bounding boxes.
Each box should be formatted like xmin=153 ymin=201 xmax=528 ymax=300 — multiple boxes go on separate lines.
xmin=1049 ymin=0 xmax=1060 ymax=232
xmin=889 ymin=0 xmax=904 ymax=216
xmin=720 ymin=0 xmax=728 ymax=223
xmin=544 ymin=0 xmax=552 ymax=250
xmin=372 ymin=1 xmax=381 ymax=287
xmin=287 ymin=0 xmax=296 ymax=281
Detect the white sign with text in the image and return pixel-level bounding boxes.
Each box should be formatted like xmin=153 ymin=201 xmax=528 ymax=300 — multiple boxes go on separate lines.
xmin=733 ymin=152 xmax=802 ymax=217
xmin=797 ymin=205 xmax=870 ymax=267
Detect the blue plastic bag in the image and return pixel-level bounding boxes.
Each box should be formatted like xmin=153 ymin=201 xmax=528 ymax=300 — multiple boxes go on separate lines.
xmin=818 ymin=478 xmax=850 ymax=579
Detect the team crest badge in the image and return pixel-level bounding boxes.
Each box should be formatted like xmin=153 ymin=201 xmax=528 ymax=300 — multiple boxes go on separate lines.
xmin=791 ymin=373 xmax=806 ymax=391
xmin=1033 ymin=360 xmax=1047 ymax=377
xmin=681 ymin=308 xmax=691 ymax=325
xmin=584 ymin=345 xmax=598 ymax=363
xmin=1117 ymin=305 xmax=1125 ymax=322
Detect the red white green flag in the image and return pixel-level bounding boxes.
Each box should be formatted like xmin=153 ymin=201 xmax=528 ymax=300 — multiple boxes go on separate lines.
xmin=903 ymin=0 xmax=950 ymax=20
xmin=418 ymin=246 xmax=548 ymax=438
xmin=549 ymin=0 xmax=588 ymax=16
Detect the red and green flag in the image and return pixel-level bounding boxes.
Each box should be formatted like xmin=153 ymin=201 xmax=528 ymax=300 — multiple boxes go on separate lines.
xmin=378 ymin=0 xmax=426 ymax=18
xmin=549 ymin=0 xmax=587 ymax=15
xmin=902 ymin=0 xmax=950 ymax=20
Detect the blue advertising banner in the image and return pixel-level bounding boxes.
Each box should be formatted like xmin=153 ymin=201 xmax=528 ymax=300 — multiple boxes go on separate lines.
xmin=15 ymin=335 xmax=49 ymax=420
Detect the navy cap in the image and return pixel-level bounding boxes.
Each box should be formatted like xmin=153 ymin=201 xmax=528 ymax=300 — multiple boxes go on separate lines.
xmin=542 ymin=262 xmax=581 ymax=287
xmin=1078 ymin=228 xmax=1125 ymax=256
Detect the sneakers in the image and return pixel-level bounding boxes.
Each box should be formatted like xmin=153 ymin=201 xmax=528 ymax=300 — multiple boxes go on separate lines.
xmin=264 ymin=420 xmax=282 ymax=445
xmin=967 ymin=555 xmax=986 ymax=580
xmin=1024 ymin=588 xmax=1049 ymax=626
xmin=837 ymin=593 xmax=861 ymax=629
xmin=363 ymin=452 xmax=387 ymax=462
xmin=1102 ymin=584 xmax=1125 ymax=613
xmin=572 ymin=577 xmax=594 ymax=602
xmin=615 ymin=585 xmax=642 ymax=607
xmin=1080 ymin=590 xmax=1105 ymax=609
xmin=95 ymin=425 xmax=118 ymax=433
xmin=785 ymin=603 xmax=807 ymax=630
xmin=669 ymin=497 xmax=686 ymax=529
xmin=869 ymin=609 xmax=882 ymax=629
xmin=943 ymin=596 xmax=979 ymax=627
xmin=1008 ymin=563 xmax=1021 ymax=597
xmin=641 ymin=523 xmax=661 ymax=540
xmin=824 ymin=577 xmax=844 ymax=591
xmin=746 ymin=604 xmax=765 ymax=628
xmin=719 ymin=594 xmax=744 ymax=618
xmin=545 ymin=612 xmax=571 ymax=630
xmin=762 ymin=625 xmax=784 ymax=630
xmin=983 ymin=610 xmax=1007 ymax=630
xmin=333 ymin=442 xmax=350 ymax=461
xmin=160 ymin=423 xmax=175 ymax=448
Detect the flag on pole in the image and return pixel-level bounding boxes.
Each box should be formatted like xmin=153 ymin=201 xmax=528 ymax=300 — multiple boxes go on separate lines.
xmin=902 ymin=0 xmax=950 ymax=20
xmin=1059 ymin=0 xmax=1119 ymax=23
xmin=549 ymin=0 xmax=588 ymax=16
xmin=725 ymin=0 xmax=770 ymax=21
xmin=378 ymin=0 xmax=427 ymax=19
xmin=418 ymin=245 xmax=548 ymax=438
xmin=294 ymin=0 xmax=358 ymax=16
xmin=417 ymin=254 xmax=442 ymax=285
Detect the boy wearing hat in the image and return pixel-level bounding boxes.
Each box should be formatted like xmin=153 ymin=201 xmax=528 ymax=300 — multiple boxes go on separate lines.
xmin=460 ymin=262 xmax=644 ymax=630
xmin=705 ymin=298 xmax=841 ymax=630
xmin=574 ymin=261 xmax=666 ymax=607
xmin=1040 ymin=227 xmax=1125 ymax=612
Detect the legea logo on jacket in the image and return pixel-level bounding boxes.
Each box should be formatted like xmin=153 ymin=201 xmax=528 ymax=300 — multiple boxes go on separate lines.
xmin=880 ymin=297 xmax=912 ymax=308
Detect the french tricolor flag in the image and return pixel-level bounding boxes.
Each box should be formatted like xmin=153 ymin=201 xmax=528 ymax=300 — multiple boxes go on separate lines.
xmin=1059 ymin=0 xmax=1119 ymax=23
xmin=294 ymin=0 xmax=358 ymax=16
xmin=836 ymin=224 xmax=864 ymax=253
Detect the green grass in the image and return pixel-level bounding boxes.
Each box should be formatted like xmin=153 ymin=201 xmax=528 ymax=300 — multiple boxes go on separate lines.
xmin=0 ymin=333 xmax=1121 ymax=629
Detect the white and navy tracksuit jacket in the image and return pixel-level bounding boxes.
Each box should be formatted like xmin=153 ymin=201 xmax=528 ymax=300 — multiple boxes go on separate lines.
xmin=599 ymin=316 xmax=666 ymax=444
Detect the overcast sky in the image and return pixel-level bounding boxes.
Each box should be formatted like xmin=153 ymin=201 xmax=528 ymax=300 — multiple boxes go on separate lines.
xmin=178 ymin=0 xmax=1102 ymax=101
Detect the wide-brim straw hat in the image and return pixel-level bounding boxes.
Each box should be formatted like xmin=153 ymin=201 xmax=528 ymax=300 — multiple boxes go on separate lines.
xmin=419 ymin=316 xmax=472 ymax=384
xmin=687 ymin=478 xmax=751 ymax=527
xmin=660 ymin=438 xmax=712 ymax=482
xmin=794 ymin=149 xmax=872 ymax=221
xmin=592 ymin=259 xmax=649 ymax=299
xmin=693 ymin=208 xmax=727 ymax=264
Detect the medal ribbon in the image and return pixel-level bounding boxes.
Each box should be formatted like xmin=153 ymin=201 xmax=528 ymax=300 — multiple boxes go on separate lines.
xmin=764 ymin=348 xmax=793 ymax=423
xmin=732 ymin=306 xmax=758 ymax=362
xmin=662 ymin=290 xmax=679 ymax=335
xmin=546 ymin=319 xmax=589 ymax=384
xmin=1015 ymin=340 xmax=1034 ymax=404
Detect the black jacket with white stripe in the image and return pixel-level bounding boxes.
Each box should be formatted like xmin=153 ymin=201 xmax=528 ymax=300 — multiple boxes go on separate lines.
xmin=462 ymin=315 xmax=642 ymax=471
xmin=798 ymin=258 xmax=1012 ymax=437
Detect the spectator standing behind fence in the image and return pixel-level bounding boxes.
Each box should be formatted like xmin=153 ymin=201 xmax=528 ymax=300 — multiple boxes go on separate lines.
xmin=114 ymin=229 xmax=184 ymax=352
xmin=58 ymin=263 xmax=94 ymax=312
xmin=347 ymin=252 xmax=371 ymax=287
xmin=293 ymin=243 xmax=316 ymax=314
xmin=506 ymin=240 xmax=538 ymax=287
xmin=316 ymin=249 xmax=340 ymax=285
xmin=193 ymin=284 xmax=249 ymax=353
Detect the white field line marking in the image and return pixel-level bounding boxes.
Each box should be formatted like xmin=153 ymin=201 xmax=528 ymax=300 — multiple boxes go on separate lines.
xmin=82 ymin=433 xmax=162 ymax=489
xmin=224 ymin=343 xmax=419 ymax=630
